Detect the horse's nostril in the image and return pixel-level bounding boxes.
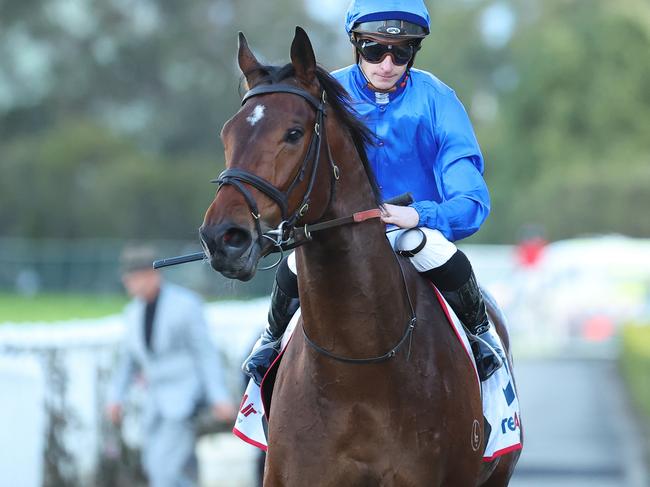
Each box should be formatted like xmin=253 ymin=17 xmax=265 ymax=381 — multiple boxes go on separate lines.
xmin=199 ymin=227 xmax=216 ymax=254
xmin=223 ymin=227 xmax=251 ymax=250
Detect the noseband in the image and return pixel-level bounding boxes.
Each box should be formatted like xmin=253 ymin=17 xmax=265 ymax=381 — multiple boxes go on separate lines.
xmin=211 ymin=84 xmax=340 ymax=250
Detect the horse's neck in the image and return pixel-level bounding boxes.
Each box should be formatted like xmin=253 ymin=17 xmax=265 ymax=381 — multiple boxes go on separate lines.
xmin=296 ymin=130 xmax=412 ymax=357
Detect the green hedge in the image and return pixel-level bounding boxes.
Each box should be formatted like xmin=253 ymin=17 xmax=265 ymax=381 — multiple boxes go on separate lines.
xmin=620 ymin=324 xmax=650 ymax=423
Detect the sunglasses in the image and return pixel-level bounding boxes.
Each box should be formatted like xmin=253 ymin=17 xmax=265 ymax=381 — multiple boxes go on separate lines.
xmin=354 ymin=39 xmax=415 ymax=66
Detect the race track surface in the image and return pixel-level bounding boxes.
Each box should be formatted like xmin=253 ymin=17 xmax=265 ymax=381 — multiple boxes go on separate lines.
xmin=510 ymin=356 xmax=649 ymax=487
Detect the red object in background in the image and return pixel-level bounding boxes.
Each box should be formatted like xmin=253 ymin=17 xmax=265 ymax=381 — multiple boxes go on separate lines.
xmin=516 ymin=237 xmax=547 ymax=268
xmin=582 ymin=315 xmax=615 ymax=342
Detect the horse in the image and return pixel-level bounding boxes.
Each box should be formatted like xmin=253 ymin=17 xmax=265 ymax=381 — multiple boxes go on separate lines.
xmin=199 ymin=27 xmax=521 ymax=486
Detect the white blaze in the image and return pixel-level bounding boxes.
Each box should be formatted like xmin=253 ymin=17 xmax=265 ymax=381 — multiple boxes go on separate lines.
xmin=246 ymin=104 xmax=265 ymax=126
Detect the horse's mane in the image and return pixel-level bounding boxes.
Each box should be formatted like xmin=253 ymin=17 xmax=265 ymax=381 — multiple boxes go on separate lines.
xmin=241 ymin=64 xmax=382 ymax=206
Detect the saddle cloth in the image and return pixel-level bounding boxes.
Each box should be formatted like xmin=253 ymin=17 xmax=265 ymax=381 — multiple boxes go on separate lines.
xmin=233 ymin=290 xmax=522 ymax=461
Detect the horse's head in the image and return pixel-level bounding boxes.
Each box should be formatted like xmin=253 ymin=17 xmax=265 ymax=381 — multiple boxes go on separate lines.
xmin=199 ymin=27 xmax=337 ymax=281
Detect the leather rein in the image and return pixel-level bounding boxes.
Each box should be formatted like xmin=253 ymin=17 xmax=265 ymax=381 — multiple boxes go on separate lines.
xmin=211 ymin=83 xmax=417 ymax=364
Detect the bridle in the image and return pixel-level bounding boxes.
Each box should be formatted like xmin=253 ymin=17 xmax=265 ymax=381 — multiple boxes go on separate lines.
xmin=211 ymin=82 xmax=413 ymax=255
xmin=212 ymin=83 xmax=340 ymax=252
xmin=210 ymin=82 xmax=418 ymax=364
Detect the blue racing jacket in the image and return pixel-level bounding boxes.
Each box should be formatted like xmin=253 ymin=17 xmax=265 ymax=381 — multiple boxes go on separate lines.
xmin=332 ymin=64 xmax=490 ymax=242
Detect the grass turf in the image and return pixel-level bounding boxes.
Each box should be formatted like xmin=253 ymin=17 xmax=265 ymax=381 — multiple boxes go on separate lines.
xmin=0 ymin=293 xmax=128 ymax=323
xmin=620 ymin=324 xmax=650 ymax=426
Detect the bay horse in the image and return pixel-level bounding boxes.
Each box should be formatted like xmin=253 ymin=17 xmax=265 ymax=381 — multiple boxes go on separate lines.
xmin=200 ymin=27 xmax=521 ymax=486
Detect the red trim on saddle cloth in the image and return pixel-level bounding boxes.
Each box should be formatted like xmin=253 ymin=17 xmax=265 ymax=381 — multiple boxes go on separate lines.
xmin=233 ymin=426 xmax=268 ymax=452
xmin=482 ymin=443 xmax=523 ymax=462
xmin=259 ymin=332 xmax=295 ymax=419
xmin=431 ymin=284 xmax=480 ymax=388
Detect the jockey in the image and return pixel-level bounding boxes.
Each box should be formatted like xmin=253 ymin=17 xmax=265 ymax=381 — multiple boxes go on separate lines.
xmin=242 ymin=0 xmax=505 ymax=384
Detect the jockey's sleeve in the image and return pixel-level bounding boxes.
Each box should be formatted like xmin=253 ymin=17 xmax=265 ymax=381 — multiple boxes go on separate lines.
xmin=411 ymin=90 xmax=490 ymax=241
xmin=411 ymin=156 xmax=490 ymax=241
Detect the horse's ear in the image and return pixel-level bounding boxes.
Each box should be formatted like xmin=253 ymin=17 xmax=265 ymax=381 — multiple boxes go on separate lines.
xmin=290 ymin=26 xmax=317 ymax=86
xmin=238 ymin=32 xmax=264 ymax=89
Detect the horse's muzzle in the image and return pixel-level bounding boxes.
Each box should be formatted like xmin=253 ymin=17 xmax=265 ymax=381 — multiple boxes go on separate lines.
xmin=199 ymin=222 xmax=259 ymax=281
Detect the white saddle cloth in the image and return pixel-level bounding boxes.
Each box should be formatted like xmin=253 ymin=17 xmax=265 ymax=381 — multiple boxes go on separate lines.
xmin=234 ymin=294 xmax=522 ymax=461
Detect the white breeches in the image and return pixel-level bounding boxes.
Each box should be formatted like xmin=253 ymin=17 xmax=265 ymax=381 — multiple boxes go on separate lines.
xmin=286 ymin=227 xmax=456 ymax=274
xmin=386 ymin=227 xmax=457 ymax=272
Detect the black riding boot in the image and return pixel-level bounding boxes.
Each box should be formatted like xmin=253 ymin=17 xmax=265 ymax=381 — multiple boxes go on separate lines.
xmin=242 ymin=257 xmax=299 ymax=386
xmin=423 ymin=250 xmax=505 ymax=382
xmin=441 ymin=271 xmax=505 ymax=381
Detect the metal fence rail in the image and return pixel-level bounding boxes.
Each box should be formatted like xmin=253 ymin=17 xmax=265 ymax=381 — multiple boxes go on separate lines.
xmin=0 ymin=238 xmax=275 ymax=297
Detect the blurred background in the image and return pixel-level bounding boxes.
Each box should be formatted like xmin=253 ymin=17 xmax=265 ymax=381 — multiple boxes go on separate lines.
xmin=1 ymin=0 xmax=649 ymax=486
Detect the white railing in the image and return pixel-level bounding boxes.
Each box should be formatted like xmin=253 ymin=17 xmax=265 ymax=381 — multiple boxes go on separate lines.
xmin=0 ymin=299 xmax=269 ymax=487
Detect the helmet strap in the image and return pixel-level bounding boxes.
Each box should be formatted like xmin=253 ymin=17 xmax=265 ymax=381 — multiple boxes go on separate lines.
xmin=407 ymin=40 xmax=422 ymax=70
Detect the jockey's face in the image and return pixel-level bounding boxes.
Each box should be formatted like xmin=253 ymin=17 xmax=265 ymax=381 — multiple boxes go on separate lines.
xmin=358 ymin=38 xmax=410 ymax=91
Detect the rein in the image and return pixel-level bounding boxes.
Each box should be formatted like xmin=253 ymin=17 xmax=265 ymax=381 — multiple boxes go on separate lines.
xmin=267 ymin=192 xmax=414 ymax=252
xmin=266 ymin=208 xmax=381 ymax=252
xmin=152 ymin=197 xmax=409 ymax=270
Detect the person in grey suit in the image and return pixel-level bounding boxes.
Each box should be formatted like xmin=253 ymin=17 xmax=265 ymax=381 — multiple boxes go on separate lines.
xmin=106 ymin=246 xmax=235 ymax=487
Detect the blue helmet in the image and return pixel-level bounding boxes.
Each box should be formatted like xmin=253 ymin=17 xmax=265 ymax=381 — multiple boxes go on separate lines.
xmin=345 ymin=0 xmax=430 ymax=40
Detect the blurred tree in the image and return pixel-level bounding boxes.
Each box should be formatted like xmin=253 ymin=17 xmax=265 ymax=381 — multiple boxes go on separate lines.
xmin=0 ymin=0 xmax=335 ymax=239
xmin=416 ymin=0 xmax=650 ymax=241
xmin=499 ymin=0 xmax=650 ymax=240
xmin=0 ymin=118 xmax=214 ymax=238
xmin=0 ymin=0 xmax=333 ymax=154
xmin=1 ymin=0 xmax=649 ymax=242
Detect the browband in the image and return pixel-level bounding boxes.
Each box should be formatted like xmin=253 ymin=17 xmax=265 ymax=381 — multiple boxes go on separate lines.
xmin=242 ymin=84 xmax=322 ymax=110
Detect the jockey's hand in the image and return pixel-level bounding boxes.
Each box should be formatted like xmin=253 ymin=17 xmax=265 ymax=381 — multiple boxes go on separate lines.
xmin=381 ymin=203 xmax=419 ymax=229
xmin=212 ymin=401 xmax=236 ymax=422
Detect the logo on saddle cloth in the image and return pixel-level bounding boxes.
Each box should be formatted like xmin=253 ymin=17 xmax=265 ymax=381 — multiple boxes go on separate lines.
xmin=500 ymin=412 xmax=521 ymax=435
xmin=239 ymin=394 xmax=260 ymax=418
xmin=503 ymin=380 xmax=516 ymax=406
xmin=499 ymin=380 xmax=520 ymax=433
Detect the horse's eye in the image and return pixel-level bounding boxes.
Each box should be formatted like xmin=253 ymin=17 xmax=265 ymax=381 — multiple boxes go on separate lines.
xmin=285 ymin=128 xmax=304 ymax=144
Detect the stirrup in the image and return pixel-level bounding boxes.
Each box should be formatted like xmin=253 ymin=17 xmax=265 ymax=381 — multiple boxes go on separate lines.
xmin=242 ymin=337 xmax=282 ymax=386
xmin=469 ymin=330 xmax=505 ymax=382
